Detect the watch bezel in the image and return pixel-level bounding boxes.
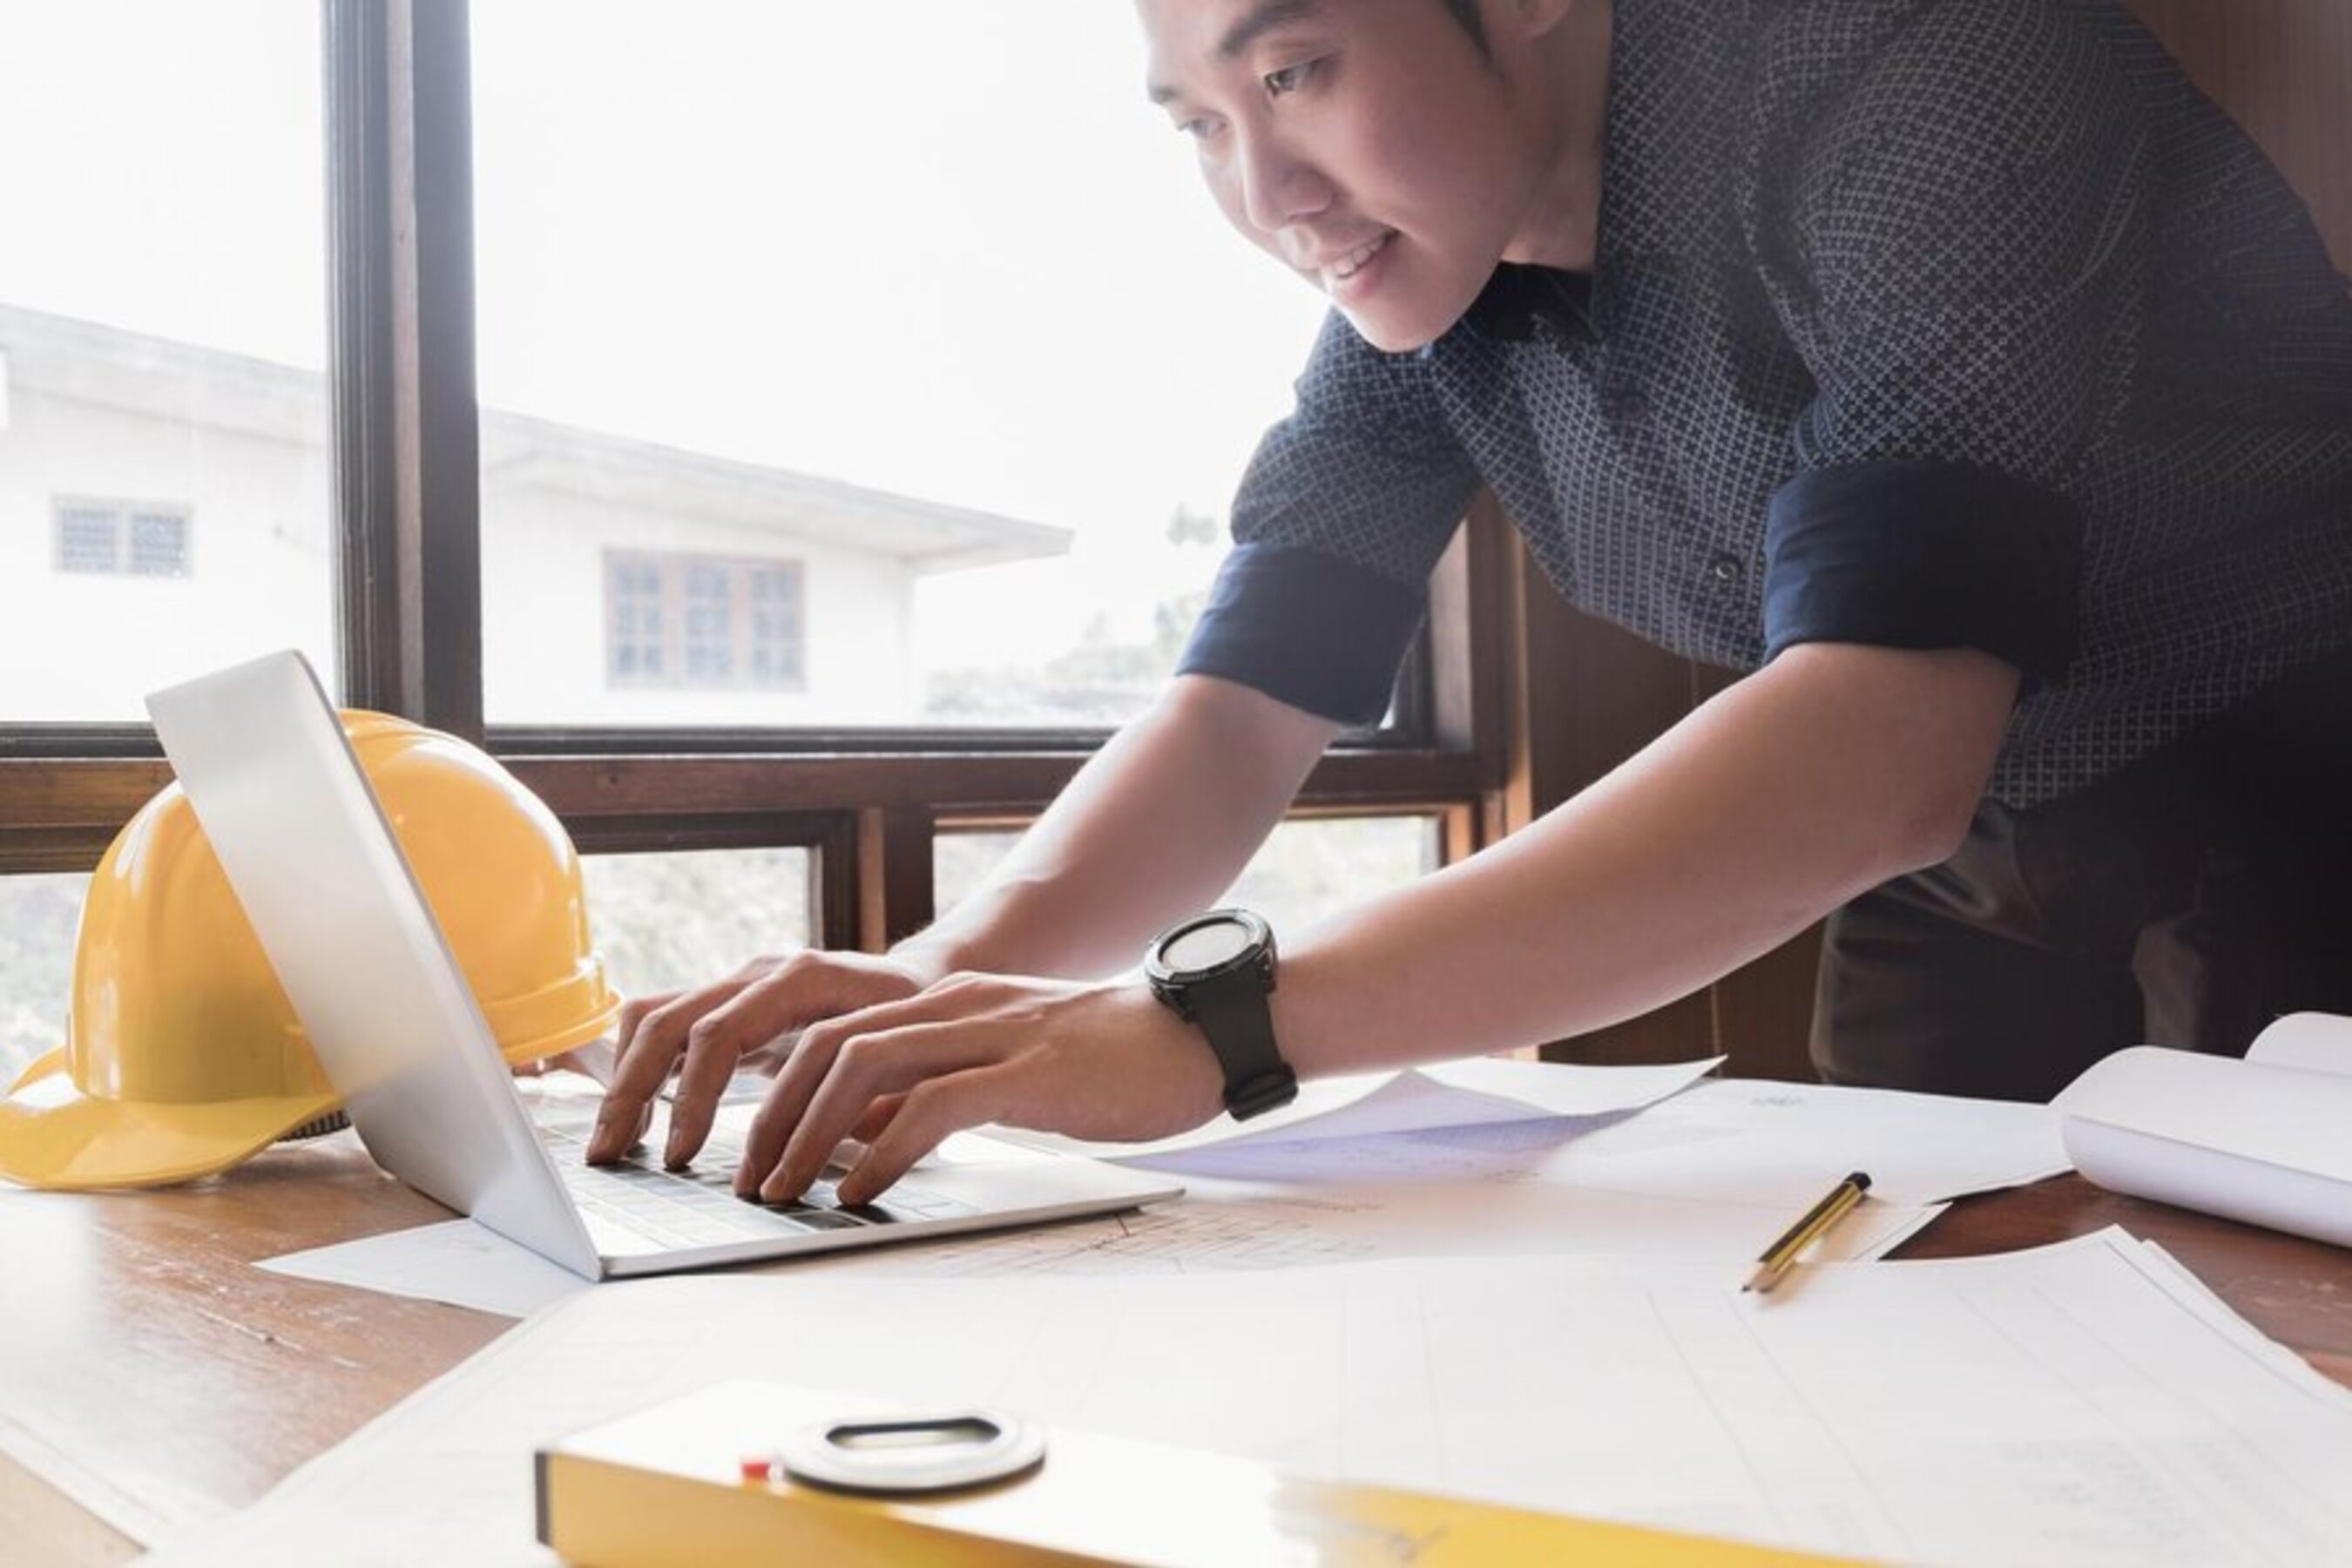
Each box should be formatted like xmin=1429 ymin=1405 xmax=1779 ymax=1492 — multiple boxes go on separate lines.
xmin=1143 ymin=908 xmax=1277 ymax=991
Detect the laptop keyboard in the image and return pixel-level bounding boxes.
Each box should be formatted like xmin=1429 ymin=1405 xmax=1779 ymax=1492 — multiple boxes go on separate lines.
xmin=538 ymin=1124 xmax=980 ymax=1251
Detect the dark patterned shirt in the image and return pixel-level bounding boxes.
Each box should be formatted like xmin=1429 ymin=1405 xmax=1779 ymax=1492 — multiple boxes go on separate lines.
xmin=1177 ymin=0 xmax=2352 ymax=807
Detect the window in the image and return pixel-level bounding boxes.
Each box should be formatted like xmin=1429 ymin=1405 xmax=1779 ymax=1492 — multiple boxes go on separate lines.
xmin=51 ymin=500 xmax=192 ymax=578
xmin=1 ymin=6 xmax=1500 ymax=1017
xmin=0 ymin=873 xmax=85 ymax=1086
xmin=128 ymin=510 xmax=191 ymax=576
xmin=470 ymin=2 xmax=1328 ymax=730
xmin=609 ymin=556 xmax=666 ymax=683
xmin=747 ymin=563 xmax=801 ymax=686
xmin=0 ymin=4 xmax=331 ymax=724
xmin=581 ymin=848 xmax=814 ymax=1001
xmin=606 ymin=551 xmax=806 ymax=693
xmin=54 ymin=505 xmax=118 ymax=574
xmin=936 ymin=816 xmax=1444 ymax=942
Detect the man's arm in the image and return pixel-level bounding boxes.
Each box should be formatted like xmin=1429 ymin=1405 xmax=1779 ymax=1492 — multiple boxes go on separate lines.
xmin=591 ymin=672 xmax=1335 ymax=1165
xmin=1270 ymin=642 xmax=2017 ymax=1071
xmin=901 ymin=673 xmax=1341 ymax=983
xmin=740 ymin=639 xmax=2020 ymax=1205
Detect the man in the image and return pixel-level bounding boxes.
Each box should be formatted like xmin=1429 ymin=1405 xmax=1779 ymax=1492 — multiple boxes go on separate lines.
xmin=589 ymin=0 xmax=2352 ymax=1206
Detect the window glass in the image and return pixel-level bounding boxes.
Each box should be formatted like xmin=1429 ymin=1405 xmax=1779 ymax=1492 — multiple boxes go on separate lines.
xmin=0 ymin=854 xmax=817 ymax=1088
xmin=128 ymin=510 xmax=192 ymax=578
xmin=935 ymin=817 xmax=1443 ymax=947
xmin=471 ymin=2 xmax=1330 ymax=729
xmin=606 ymin=552 xmax=808 ymax=693
xmin=581 ymin=848 xmax=815 ymax=1004
xmin=0 ymin=4 xmax=332 ymax=721
xmin=55 ymin=505 xmax=122 ymax=575
xmin=0 ymin=874 xmax=88 ymax=1086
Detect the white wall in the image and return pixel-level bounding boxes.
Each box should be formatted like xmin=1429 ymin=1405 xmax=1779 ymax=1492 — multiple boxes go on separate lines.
xmin=480 ymin=479 xmax=920 ymax=725
xmin=0 ymin=387 xmax=335 ymax=721
xmin=0 ymin=383 xmax=929 ymax=725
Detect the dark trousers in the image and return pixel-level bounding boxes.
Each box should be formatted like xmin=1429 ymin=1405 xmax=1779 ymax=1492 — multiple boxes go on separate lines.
xmin=1812 ymin=652 xmax=2352 ymax=1103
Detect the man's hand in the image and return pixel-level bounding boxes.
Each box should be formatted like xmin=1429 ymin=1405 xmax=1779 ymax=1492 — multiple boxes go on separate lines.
xmin=585 ymin=948 xmax=946 ymax=1167
xmin=735 ymin=973 xmax=1227 ymax=1207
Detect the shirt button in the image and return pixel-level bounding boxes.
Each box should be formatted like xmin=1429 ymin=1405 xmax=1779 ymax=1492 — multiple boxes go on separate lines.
xmin=1708 ymin=553 xmax=1742 ymax=585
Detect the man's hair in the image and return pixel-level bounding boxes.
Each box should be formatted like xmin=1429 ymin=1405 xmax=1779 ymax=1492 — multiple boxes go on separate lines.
xmin=1441 ymin=0 xmax=1490 ymax=54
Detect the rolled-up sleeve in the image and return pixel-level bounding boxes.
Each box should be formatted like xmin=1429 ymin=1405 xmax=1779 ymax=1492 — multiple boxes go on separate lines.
xmin=1764 ymin=462 xmax=2080 ymax=674
xmin=1759 ymin=0 xmax=2151 ymax=683
xmin=1177 ymin=312 xmax=1477 ymax=725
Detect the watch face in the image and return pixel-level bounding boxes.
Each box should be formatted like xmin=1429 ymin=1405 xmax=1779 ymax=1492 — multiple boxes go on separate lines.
xmin=1161 ymin=916 xmax=1255 ymax=975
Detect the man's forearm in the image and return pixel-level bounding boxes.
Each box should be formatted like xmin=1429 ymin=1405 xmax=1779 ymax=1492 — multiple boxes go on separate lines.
xmin=1267 ymin=644 xmax=2020 ymax=1076
xmin=899 ymin=674 xmax=1339 ymax=981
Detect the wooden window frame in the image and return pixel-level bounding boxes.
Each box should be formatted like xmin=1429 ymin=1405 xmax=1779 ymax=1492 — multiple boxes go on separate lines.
xmin=0 ymin=0 xmax=1516 ymax=946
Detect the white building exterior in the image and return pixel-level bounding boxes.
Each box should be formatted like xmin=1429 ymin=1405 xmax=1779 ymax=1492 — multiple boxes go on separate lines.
xmin=0 ymin=305 xmax=1068 ymax=725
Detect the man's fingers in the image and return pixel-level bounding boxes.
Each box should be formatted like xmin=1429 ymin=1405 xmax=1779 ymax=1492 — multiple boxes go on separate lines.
xmin=849 ymin=1094 xmax=906 ymax=1145
xmin=738 ymin=1026 xmax=842 ymax=1193
xmin=612 ymin=989 xmax=683 ymax=1050
xmin=754 ymin=1021 xmax=1008 ymax=1203
xmin=733 ymin=980 xmax=997 ymax=1191
xmin=740 ymin=1028 xmax=803 ymax=1077
xmin=589 ymin=984 xmax=748 ymax=1161
xmin=835 ymin=1066 xmax=1019 ymax=1206
xmin=662 ymin=966 xmax=828 ymax=1168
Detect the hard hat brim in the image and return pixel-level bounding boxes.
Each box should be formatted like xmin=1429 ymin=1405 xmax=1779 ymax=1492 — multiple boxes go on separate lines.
xmin=0 ymin=1050 xmax=344 ymax=1192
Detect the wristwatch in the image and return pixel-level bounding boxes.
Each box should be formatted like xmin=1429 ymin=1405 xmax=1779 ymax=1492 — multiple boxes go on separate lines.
xmin=1143 ymin=909 xmax=1298 ymax=1120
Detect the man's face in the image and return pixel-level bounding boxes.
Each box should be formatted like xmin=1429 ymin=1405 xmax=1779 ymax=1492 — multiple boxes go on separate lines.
xmin=1140 ymin=0 xmax=1539 ymax=352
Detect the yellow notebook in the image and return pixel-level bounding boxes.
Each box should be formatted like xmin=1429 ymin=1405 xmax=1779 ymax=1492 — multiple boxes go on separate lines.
xmin=535 ymin=1381 xmax=1855 ymax=1566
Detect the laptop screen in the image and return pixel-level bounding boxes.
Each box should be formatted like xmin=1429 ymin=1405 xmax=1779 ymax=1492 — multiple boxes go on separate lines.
xmin=146 ymin=650 xmax=600 ymax=1276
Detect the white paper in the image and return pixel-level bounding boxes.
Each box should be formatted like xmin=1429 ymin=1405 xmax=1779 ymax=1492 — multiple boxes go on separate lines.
xmin=2057 ymin=1048 xmax=2352 ymax=1185
xmin=253 ymin=1108 xmax=1943 ymax=1312
xmin=839 ymin=1163 xmax=1943 ymax=1280
xmin=1523 ymin=1075 xmax=2072 ymax=1207
xmin=2055 ymin=1015 xmax=2352 ymax=1248
xmin=159 ymin=1230 xmax=2352 ymax=1567
xmin=257 ymin=1220 xmax=591 ymax=1318
xmin=0 ymin=1408 xmax=228 ymax=1550
xmin=1003 ymin=1055 xmax=1721 ymax=1162
xmin=2245 ymin=1010 xmax=2352 ymax=1078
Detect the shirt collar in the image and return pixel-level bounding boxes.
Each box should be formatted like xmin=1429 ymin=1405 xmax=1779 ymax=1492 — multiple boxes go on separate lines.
xmin=1461 ymin=0 xmax=1755 ymax=347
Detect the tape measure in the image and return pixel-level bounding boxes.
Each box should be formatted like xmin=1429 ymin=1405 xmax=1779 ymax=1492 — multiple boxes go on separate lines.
xmin=776 ymin=1409 xmax=1045 ymax=1496
xmin=538 ymin=1380 xmax=1861 ymax=1565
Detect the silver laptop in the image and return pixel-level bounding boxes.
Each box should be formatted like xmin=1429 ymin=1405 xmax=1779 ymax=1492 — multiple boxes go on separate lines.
xmin=145 ymin=650 xmax=1179 ymax=1281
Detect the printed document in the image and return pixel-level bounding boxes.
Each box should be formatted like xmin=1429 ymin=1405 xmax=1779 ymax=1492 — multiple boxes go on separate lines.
xmin=167 ymin=1230 xmax=2352 ymax=1567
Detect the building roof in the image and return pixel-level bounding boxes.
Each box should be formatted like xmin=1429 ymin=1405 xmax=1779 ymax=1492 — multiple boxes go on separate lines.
xmin=0 ymin=303 xmax=1070 ymax=572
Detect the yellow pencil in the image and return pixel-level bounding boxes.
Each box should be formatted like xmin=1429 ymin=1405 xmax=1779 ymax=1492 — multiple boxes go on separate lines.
xmin=1744 ymin=1171 xmax=1872 ymax=1294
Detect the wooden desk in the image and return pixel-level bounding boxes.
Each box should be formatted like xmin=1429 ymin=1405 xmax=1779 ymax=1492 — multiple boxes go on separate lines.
xmin=5 ymin=1139 xmax=2351 ymax=1566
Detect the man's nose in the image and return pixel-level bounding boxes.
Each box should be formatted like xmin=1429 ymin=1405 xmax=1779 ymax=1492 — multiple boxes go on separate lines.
xmin=1232 ymin=129 xmax=1332 ymax=237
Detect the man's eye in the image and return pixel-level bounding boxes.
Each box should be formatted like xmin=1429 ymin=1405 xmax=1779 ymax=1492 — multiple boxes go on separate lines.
xmin=1176 ymin=115 xmax=1221 ymax=141
xmin=1264 ymin=58 xmax=1320 ymax=98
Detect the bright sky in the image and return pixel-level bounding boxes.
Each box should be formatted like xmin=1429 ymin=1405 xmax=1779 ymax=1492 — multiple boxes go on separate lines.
xmin=0 ymin=1 xmax=1329 ymax=679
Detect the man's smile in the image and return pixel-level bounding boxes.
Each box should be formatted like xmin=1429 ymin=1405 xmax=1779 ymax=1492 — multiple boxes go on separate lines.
xmin=1291 ymin=227 xmax=1399 ymax=295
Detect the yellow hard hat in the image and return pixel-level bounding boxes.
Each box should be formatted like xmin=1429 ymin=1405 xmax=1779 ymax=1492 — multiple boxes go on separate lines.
xmin=0 ymin=710 xmax=621 ymax=1191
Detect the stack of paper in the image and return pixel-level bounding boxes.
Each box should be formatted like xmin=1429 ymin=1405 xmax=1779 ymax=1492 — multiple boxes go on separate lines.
xmin=1102 ymin=1071 xmax=2069 ymax=1206
xmin=259 ymin=1058 xmax=2078 ymax=1314
xmin=161 ymin=1230 xmax=2352 ymax=1566
xmin=257 ymin=1059 xmax=2070 ymax=1315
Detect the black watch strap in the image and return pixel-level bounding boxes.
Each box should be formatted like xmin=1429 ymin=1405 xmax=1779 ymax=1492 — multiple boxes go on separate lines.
xmin=1188 ymin=973 xmax=1298 ymax=1120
